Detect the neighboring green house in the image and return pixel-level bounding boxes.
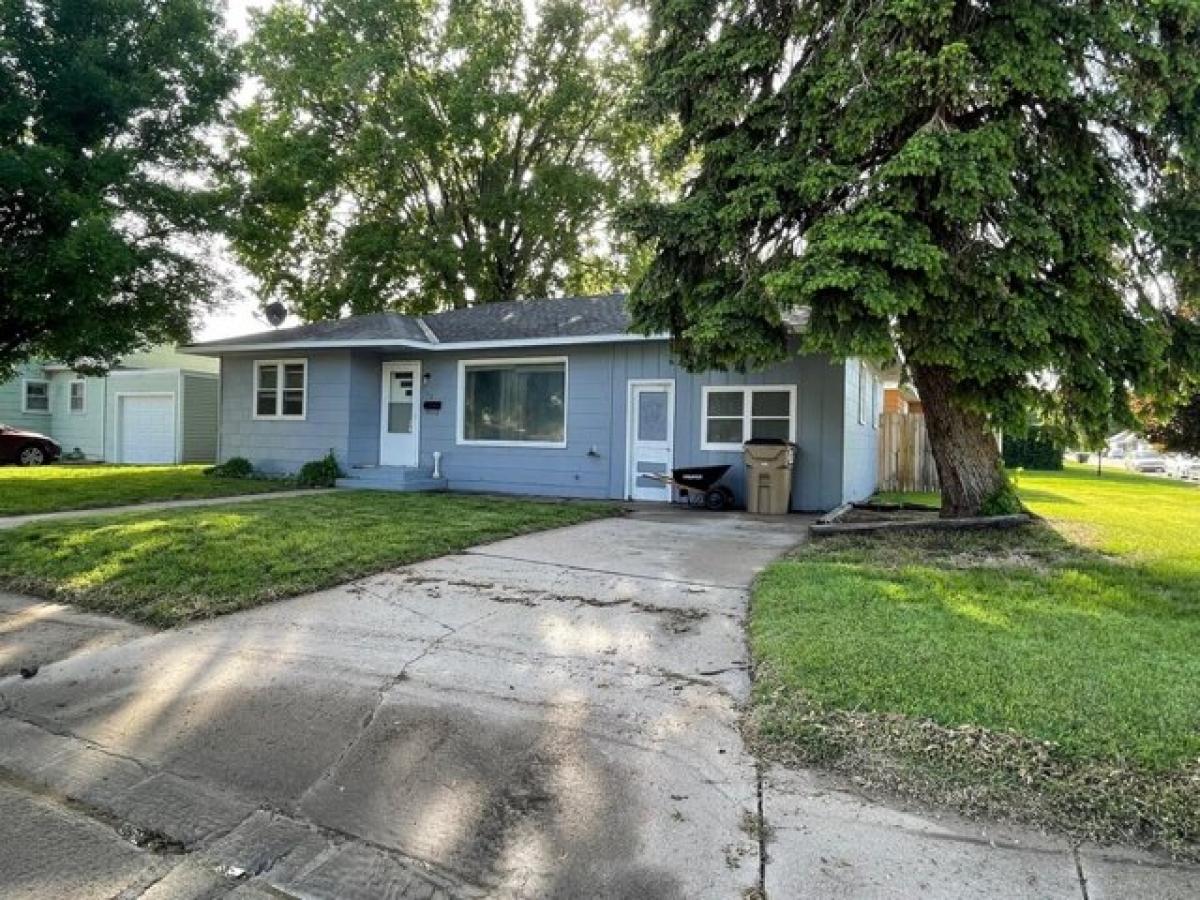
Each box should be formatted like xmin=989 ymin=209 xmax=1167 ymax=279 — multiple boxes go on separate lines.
xmin=0 ymin=348 xmax=219 ymax=464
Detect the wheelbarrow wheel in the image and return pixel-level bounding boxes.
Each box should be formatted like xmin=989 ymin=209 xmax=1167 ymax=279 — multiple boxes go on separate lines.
xmin=704 ymin=487 xmax=729 ymax=511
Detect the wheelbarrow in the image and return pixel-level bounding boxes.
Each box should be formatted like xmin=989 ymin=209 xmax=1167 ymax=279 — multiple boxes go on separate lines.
xmin=643 ymin=464 xmax=735 ymax=510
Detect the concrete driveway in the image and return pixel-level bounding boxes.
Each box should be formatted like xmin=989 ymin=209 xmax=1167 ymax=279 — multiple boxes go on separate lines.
xmin=0 ymin=509 xmax=801 ymax=899
xmin=1 ymin=508 xmax=1195 ymax=899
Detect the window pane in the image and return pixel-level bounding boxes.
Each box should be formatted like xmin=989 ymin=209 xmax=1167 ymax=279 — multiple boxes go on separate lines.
xmin=750 ymin=418 xmax=790 ymax=441
xmin=283 ymin=364 xmax=305 ymax=390
xmin=752 ymin=390 xmax=790 ymax=417
xmin=464 ymin=363 xmax=565 ymax=442
xmin=388 ymin=403 xmax=413 ymax=433
xmin=636 ymin=390 xmax=669 ymax=442
xmin=706 ymin=418 xmax=743 ymax=445
xmin=387 ymin=370 xmax=413 ymax=433
xmin=706 ymin=391 xmax=743 ymax=417
xmin=281 ymin=390 xmax=304 ymax=416
xmin=522 ymin=367 xmax=565 ymax=441
xmin=256 ymin=391 xmax=277 ymax=416
xmin=389 ymin=371 xmax=413 ymax=402
xmin=25 ymin=383 xmax=48 ymax=411
xmin=258 ymin=365 xmax=278 ymax=390
xmin=70 ymin=383 xmax=84 ymax=411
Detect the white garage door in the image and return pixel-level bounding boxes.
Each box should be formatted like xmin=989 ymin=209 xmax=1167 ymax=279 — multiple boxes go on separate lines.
xmin=118 ymin=395 xmax=176 ymax=464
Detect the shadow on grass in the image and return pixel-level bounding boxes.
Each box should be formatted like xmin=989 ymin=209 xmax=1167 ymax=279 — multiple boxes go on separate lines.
xmin=0 ymin=493 xmax=618 ymax=627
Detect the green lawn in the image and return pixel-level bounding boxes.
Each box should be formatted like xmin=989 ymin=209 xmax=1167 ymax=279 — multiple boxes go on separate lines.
xmin=0 ymin=465 xmax=299 ymax=516
xmin=751 ymin=465 xmax=1200 ymax=853
xmin=0 ymin=492 xmax=615 ymax=626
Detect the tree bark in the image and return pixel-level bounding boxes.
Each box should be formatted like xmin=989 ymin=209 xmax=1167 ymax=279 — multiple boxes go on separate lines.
xmin=910 ymin=363 xmax=1008 ymax=518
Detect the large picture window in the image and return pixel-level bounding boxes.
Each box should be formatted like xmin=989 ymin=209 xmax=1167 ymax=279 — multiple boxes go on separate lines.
xmin=701 ymin=385 xmax=796 ymax=451
xmin=254 ymin=360 xmax=307 ymax=419
xmin=458 ymin=358 xmax=567 ymax=446
xmin=22 ymin=380 xmax=49 ymax=413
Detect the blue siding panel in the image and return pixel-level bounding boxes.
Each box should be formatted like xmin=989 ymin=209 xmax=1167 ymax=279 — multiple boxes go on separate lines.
xmin=219 ymin=352 xmax=353 ymax=472
xmin=217 ymin=342 xmax=861 ymax=510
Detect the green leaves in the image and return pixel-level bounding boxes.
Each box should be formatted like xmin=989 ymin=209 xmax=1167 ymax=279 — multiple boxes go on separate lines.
xmin=633 ymin=0 xmax=1200 ymax=439
xmin=230 ymin=0 xmax=660 ymax=317
xmin=0 ymin=0 xmax=239 ymax=376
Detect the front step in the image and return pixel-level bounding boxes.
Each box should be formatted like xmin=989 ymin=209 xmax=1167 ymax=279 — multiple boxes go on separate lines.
xmin=335 ymin=466 xmax=448 ymax=493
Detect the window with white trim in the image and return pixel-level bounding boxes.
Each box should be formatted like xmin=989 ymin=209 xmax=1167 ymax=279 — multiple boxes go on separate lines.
xmin=459 ymin=358 xmax=567 ymax=446
xmin=70 ymin=380 xmax=86 ymax=413
xmin=23 ymin=380 xmax=49 ymax=413
xmin=701 ymin=386 xmax=796 ymax=450
xmin=871 ymin=375 xmax=880 ymax=429
xmin=254 ymin=360 xmax=307 ymax=419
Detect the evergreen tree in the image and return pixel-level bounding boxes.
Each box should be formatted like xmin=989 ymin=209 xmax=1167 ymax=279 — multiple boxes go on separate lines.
xmin=631 ymin=1 xmax=1200 ymax=515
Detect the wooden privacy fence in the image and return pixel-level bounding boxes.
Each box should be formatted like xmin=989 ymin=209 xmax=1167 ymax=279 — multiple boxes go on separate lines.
xmin=877 ymin=412 xmax=940 ymax=494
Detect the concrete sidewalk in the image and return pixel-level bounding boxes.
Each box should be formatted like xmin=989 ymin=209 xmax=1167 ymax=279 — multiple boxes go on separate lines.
xmin=0 ymin=488 xmax=334 ymax=530
xmin=0 ymin=508 xmax=1194 ymax=898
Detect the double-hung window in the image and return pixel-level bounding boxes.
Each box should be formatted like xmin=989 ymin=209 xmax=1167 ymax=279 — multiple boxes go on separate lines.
xmin=458 ymin=357 xmax=567 ymax=447
xmin=70 ymin=380 xmax=86 ymax=413
xmin=701 ymin=386 xmax=796 ymax=451
xmin=22 ymin=380 xmax=49 ymax=413
xmin=254 ymin=360 xmax=307 ymax=419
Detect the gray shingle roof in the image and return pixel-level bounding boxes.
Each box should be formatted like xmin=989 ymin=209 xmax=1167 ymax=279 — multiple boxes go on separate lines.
xmin=194 ymin=311 xmax=431 ymax=348
xmin=188 ymin=293 xmax=636 ymax=350
xmin=423 ymin=294 xmax=630 ymax=342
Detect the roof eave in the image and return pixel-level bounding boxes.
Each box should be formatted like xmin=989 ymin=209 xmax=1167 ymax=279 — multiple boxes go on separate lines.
xmin=180 ymin=332 xmax=668 ymax=356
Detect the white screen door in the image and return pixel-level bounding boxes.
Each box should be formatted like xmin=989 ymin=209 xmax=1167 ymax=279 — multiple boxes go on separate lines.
xmin=380 ymin=362 xmax=420 ymax=466
xmin=628 ymin=380 xmax=675 ymax=501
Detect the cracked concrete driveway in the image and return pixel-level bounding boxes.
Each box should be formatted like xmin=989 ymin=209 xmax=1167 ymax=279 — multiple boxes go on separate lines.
xmin=0 ymin=509 xmax=805 ymax=899
xmin=2 ymin=507 xmax=1196 ymax=899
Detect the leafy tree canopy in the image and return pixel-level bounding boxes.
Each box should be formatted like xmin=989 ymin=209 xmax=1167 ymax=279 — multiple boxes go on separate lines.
xmin=0 ymin=0 xmax=238 ymax=377
xmin=631 ymin=0 xmax=1200 ymax=514
xmin=1144 ymin=393 xmax=1200 ymax=454
xmin=230 ymin=0 xmax=660 ymax=318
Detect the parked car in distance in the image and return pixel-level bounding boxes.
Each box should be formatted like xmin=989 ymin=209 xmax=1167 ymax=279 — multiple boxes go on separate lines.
xmin=1124 ymin=449 xmax=1167 ymax=474
xmin=0 ymin=423 xmax=61 ymax=466
xmin=1165 ymin=453 xmax=1200 ymax=481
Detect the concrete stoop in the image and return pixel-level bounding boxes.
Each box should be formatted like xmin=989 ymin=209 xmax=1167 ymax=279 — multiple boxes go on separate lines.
xmin=335 ymin=465 xmax=448 ymax=493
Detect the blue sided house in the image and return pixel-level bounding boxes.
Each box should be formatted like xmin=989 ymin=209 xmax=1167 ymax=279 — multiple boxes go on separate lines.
xmin=184 ymin=294 xmax=882 ymax=511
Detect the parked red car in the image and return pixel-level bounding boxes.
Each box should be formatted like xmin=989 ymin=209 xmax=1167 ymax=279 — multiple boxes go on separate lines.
xmin=0 ymin=424 xmax=61 ymax=465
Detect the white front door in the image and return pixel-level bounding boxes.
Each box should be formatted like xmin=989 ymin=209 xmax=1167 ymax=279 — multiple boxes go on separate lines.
xmin=627 ymin=380 xmax=675 ymax=501
xmin=380 ymin=362 xmax=420 ymax=466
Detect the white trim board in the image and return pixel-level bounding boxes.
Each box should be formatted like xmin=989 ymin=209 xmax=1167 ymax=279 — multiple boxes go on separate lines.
xmin=182 ymin=332 xmax=669 ymax=355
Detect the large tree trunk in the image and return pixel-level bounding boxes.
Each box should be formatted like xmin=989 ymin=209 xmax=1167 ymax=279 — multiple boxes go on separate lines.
xmin=910 ymin=363 xmax=1008 ymax=518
